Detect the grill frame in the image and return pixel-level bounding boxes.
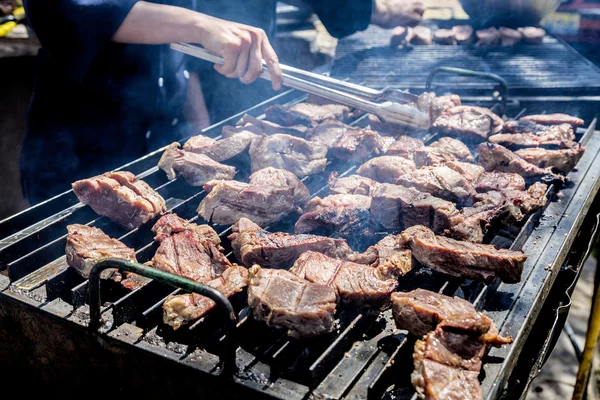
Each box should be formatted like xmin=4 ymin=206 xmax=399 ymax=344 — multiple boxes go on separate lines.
xmin=1 ymin=88 xmax=599 ymax=399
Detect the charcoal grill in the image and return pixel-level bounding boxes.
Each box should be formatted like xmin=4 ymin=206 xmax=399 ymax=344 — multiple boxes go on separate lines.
xmin=1 ymin=80 xmax=600 ymax=400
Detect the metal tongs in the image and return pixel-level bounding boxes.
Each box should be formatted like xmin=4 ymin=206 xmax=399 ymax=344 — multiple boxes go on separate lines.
xmin=171 ymin=42 xmax=430 ymax=129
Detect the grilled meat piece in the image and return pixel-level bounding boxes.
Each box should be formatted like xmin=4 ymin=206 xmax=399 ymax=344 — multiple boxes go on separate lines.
xmin=66 ymin=224 xmax=137 ymax=279
xmin=412 ymin=314 xmax=511 ymax=400
xmin=476 ymin=27 xmax=501 ymax=45
xmin=72 ymin=171 xmax=166 ymax=230
xmin=518 ymin=27 xmax=546 ymax=44
xmin=414 ymin=147 xmax=459 ymax=168
xmin=402 ymin=225 xmax=526 ymax=282
xmin=305 ymin=121 xmax=348 ymax=148
xmin=499 ymin=27 xmax=522 ymax=46
xmin=370 ymin=184 xmax=462 ymax=232
xmin=385 ymin=135 xmax=426 ymax=159
xmin=397 ymin=166 xmax=477 ymax=205
xmin=453 ymin=25 xmax=474 ymax=44
xmin=230 ymin=113 xmax=308 ymax=137
xmin=515 ymin=145 xmax=585 ymax=173
xmin=328 ymin=173 xmax=381 ymax=196
xmin=265 ymin=103 xmax=353 ymax=127
xmin=433 ymin=106 xmax=503 ymax=142
xmin=429 ymin=137 xmax=474 ymax=162
xmin=357 ymin=156 xmax=417 ymax=184
xmin=163 ymin=265 xmax=248 ymax=330
xmin=150 ymin=229 xmax=231 ymax=283
xmin=197 ymin=178 xmax=296 ymax=227
xmin=520 ymin=113 xmax=584 ymax=129
xmin=158 ymin=143 xmax=236 ymax=186
xmin=152 ymin=214 xmax=221 ymax=245
xmin=475 ymin=172 xmax=525 ymax=192
xmin=328 ymin=126 xmax=385 ymax=163
xmin=502 ymin=120 xmax=557 ymax=134
xmin=489 ymin=123 xmax=575 ymax=149
xmin=444 ymin=161 xmax=485 ymax=183
xmin=249 ymin=133 xmax=328 ymax=177
xmin=434 ymin=28 xmax=457 ymax=45
xmin=229 ymin=218 xmax=375 ymax=268
xmin=249 ymin=166 xmax=310 ymax=208
xmin=183 ymin=131 xmax=256 ymax=162
xmin=408 ymin=26 xmax=433 ymax=45
xmin=294 ymin=194 xmax=373 ymax=238
xmin=478 ymin=142 xmax=563 ymax=182
xmin=290 ymin=251 xmax=407 ymax=304
xmin=390 ymin=26 xmax=410 ymax=47
xmin=370 ymin=234 xmax=413 ymax=276
xmin=247 ymin=266 xmax=337 ymax=338
xmin=417 ymin=93 xmax=462 ymax=122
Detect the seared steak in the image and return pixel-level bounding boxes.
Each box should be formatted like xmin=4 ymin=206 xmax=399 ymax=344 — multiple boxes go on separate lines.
xmin=520 ymin=113 xmax=583 ymax=128
xmin=453 ymin=25 xmax=474 ymax=44
xmin=433 ymin=106 xmax=503 ymax=141
xmin=328 ymin=173 xmax=381 ymax=196
xmin=489 ymin=123 xmax=575 ymax=149
xmin=158 ymin=142 xmax=236 ymax=186
xmin=305 ymin=121 xmax=348 ymax=148
xmin=413 ymin=147 xmax=460 ymax=168
xmin=434 ymin=28 xmax=457 ymax=45
xmin=476 ymin=27 xmax=501 ymax=45
xmin=475 ymin=172 xmax=525 ymax=192
xmin=230 ymin=113 xmax=308 ymax=137
xmin=357 ymin=156 xmax=417 ymax=184
xmin=151 ymin=214 xmax=221 ymax=245
xmin=249 ymin=167 xmax=310 ymax=208
xmin=329 ymin=126 xmax=385 ymax=163
xmin=229 ymin=218 xmax=375 ymax=268
xmin=66 ymin=224 xmax=137 ymax=279
xmin=444 ymin=161 xmax=485 ymax=183
xmin=290 ymin=251 xmax=407 ymax=303
xmin=478 ymin=142 xmax=563 ymax=181
xmin=294 ymin=194 xmax=373 ymax=238
xmin=370 ymin=234 xmax=413 ymax=276
xmin=370 ymin=184 xmax=462 ymax=232
xmin=385 ymin=135 xmax=426 ymax=159
xmin=402 ymin=225 xmax=526 ymax=282
xmin=518 ymin=27 xmax=546 ymax=44
xmin=417 ymin=93 xmax=462 ymax=122
xmin=249 ymin=133 xmax=328 ymax=177
xmin=499 ymin=27 xmax=522 ymax=46
xmin=265 ymin=103 xmax=353 ymax=127
xmin=428 ymin=137 xmax=474 ymax=162
xmin=515 ymin=144 xmax=585 ymax=173
xmin=247 ymin=266 xmax=337 ymax=338
xmin=163 ymin=265 xmax=248 ymax=330
xmin=396 ymin=166 xmax=477 ymax=204
xmin=72 ymin=171 xmax=166 ymax=230
xmin=183 ymin=131 xmax=256 ymax=162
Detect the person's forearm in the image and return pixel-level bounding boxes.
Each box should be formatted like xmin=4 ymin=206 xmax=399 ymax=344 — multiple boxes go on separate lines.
xmin=112 ymin=1 xmax=206 ymax=44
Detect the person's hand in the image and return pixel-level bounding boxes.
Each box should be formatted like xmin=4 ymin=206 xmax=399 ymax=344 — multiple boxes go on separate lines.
xmin=371 ymin=0 xmax=425 ymax=29
xmin=197 ymin=15 xmax=282 ymax=90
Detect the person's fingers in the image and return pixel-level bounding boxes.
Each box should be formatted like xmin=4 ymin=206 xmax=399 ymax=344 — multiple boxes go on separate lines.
xmin=260 ymin=32 xmax=282 ymax=91
xmin=240 ymin=31 xmax=263 ymax=85
xmin=214 ymin=33 xmax=242 ymax=76
xmin=413 ymin=1 xmax=425 ymax=15
xmin=230 ymin=30 xmax=252 ymax=78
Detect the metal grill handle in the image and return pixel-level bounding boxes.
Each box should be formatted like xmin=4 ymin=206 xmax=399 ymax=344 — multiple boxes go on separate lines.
xmin=425 ymin=66 xmax=508 ymax=115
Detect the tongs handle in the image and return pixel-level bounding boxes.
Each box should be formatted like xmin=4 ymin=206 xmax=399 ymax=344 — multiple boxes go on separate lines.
xmin=171 ymin=43 xmax=429 ymax=129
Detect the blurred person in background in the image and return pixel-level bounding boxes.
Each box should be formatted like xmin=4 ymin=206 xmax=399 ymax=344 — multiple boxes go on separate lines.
xmin=21 ymin=0 xmax=423 ymax=205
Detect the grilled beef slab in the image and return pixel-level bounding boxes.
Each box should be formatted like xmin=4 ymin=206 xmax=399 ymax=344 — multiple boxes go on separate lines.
xmin=370 ymin=234 xmax=413 ymax=276
xmin=412 ymin=314 xmax=511 ymax=400
xmin=229 ymin=113 xmax=308 ymax=137
xmin=428 ymin=137 xmax=474 ymax=162
xmin=434 ymin=28 xmax=457 ymax=45
xmin=152 ymin=214 xmax=221 ymax=245
xmin=357 ymin=156 xmax=417 ymax=184
xmin=249 ymin=167 xmax=310 ymax=208
xmin=72 ymin=171 xmax=166 ymax=230
xmin=476 ymin=27 xmax=501 ymax=45
xmin=305 ymin=121 xmax=348 ymax=148
xmin=329 ymin=126 xmax=385 ymax=163
xmin=417 ymin=93 xmax=462 ymax=122
xmin=518 ymin=27 xmax=546 ymax=44
xmin=197 ymin=179 xmax=295 ymax=227
xmin=183 ymin=131 xmax=256 ymax=162
xmin=294 ymin=194 xmax=373 ymax=238
xmin=478 ymin=142 xmax=563 ymax=182
xmin=515 ymin=144 xmax=585 ymax=173
xmin=159 ymin=142 xmax=236 ymax=186
xmin=229 ymin=218 xmax=375 ymax=268
xmin=390 ymin=26 xmax=410 ymax=47
xmin=370 ymin=184 xmax=462 ymax=232
xmin=413 ymin=147 xmax=460 ymax=168
xmin=502 ymin=120 xmax=557 ymax=134
xmin=328 ymin=173 xmax=381 ymax=196
xmin=489 ymin=123 xmax=575 ymax=149
xmin=385 ymin=135 xmax=425 ymax=159
xmin=402 ymin=225 xmax=526 ymax=282
xmin=433 ymin=106 xmax=503 ymax=141
xmin=290 ymin=251 xmax=407 ymax=304
xmin=520 ymin=113 xmax=583 ymax=128
xmin=453 ymin=25 xmax=474 ymax=44
xmin=475 ymin=171 xmax=525 ymax=192
xmin=264 ymin=103 xmax=353 ymax=127
xmin=163 ymin=265 xmax=248 ymax=330
xmin=499 ymin=27 xmax=522 ymax=46
xmin=397 ymin=166 xmax=477 ymax=205
xmin=66 ymin=224 xmax=137 ymax=279
xmin=247 ymin=266 xmax=337 ymax=338
xmin=249 ymin=133 xmax=328 ymax=177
